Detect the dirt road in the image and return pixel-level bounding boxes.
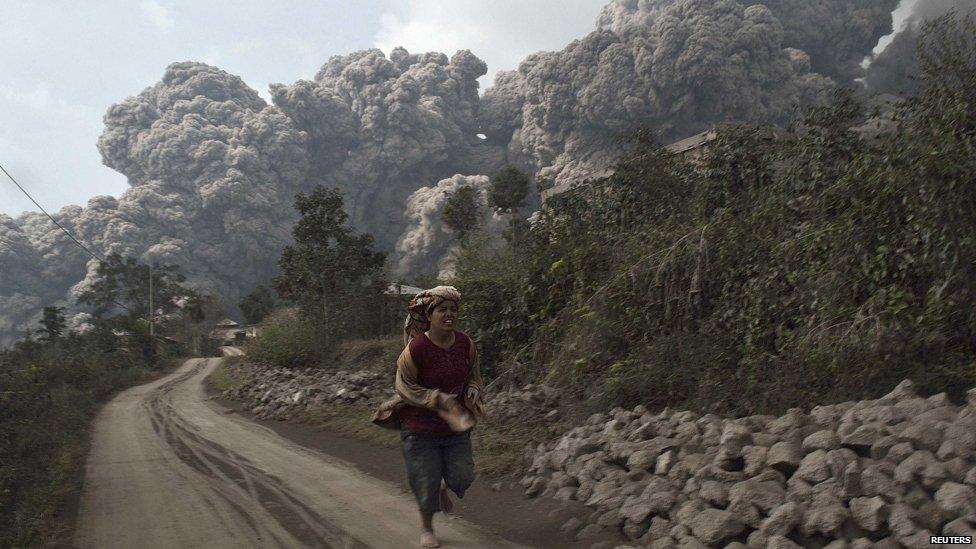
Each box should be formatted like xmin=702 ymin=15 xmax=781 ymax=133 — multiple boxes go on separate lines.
xmin=74 ymin=358 xmax=528 ymax=549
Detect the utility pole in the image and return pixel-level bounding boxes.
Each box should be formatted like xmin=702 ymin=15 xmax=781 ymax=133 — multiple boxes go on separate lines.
xmin=148 ymin=263 xmax=154 ymax=339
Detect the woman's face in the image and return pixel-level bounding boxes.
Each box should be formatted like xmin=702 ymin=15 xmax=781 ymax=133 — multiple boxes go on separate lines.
xmin=429 ymin=300 xmax=459 ymax=332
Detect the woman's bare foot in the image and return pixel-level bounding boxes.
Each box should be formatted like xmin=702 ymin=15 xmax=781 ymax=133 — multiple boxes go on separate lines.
xmin=439 ymin=482 xmax=454 ymax=514
xmin=420 ymin=529 xmax=440 ymax=547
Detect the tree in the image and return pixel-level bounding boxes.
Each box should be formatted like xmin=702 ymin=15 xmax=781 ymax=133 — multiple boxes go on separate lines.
xmin=37 ymin=306 xmax=66 ymax=340
xmin=273 ymin=186 xmax=387 ymax=332
xmin=442 ymin=186 xmax=484 ymax=244
xmin=488 ymin=165 xmax=530 ymax=214
xmin=76 ymin=253 xmax=192 ymax=323
xmin=490 ymin=166 xmax=532 ymax=245
xmin=169 ymin=294 xmax=224 ymax=356
xmin=76 ymin=253 xmax=205 ymax=359
xmin=240 ymin=285 xmax=275 ymax=325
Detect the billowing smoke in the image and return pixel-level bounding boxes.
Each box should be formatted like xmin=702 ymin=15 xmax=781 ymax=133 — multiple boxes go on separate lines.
xmin=0 ymin=210 xmax=90 ymax=343
xmin=863 ymin=0 xmax=974 ymax=95
xmin=750 ymin=0 xmax=900 ymax=84
xmin=594 ymin=0 xmax=899 ymax=84
xmin=269 ymin=47 xmax=505 ymax=251
xmin=0 ymin=62 xmax=311 ymax=345
xmin=484 ymin=0 xmax=834 ymax=194
xmin=2 ymin=0 xmax=923 ymax=344
xmin=395 ymin=174 xmax=505 ymax=279
xmin=89 ymin=62 xmax=311 ymax=298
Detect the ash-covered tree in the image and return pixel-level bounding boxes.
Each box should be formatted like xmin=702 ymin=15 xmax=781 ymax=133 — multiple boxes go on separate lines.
xmin=37 ymin=306 xmax=66 ymax=341
xmin=77 ymin=253 xmax=194 ymax=323
xmin=442 ymin=185 xmax=484 ymax=244
xmin=489 ymin=165 xmax=532 ymax=244
xmin=274 ymin=187 xmax=386 ymax=335
xmin=76 ymin=253 xmax=206 ymax=358
xmin=239 ymin=285 xmax=276 ymax=325
xmin=488 ymin=165 xmax=530 ymax=214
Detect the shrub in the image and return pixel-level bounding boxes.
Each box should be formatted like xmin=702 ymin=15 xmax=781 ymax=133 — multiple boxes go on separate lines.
xmin=449 ymin=14 xmax=976 ymax=415
xmin=0 ymin=334 xmax=161 ymax=547
xmin=245 ymin=309 xmax=334 ymax=369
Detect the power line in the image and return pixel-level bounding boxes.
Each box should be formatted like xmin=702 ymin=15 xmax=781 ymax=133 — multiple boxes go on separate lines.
xmin=0 ymin=232 xmax=141 ymax=318
xmin=0 ymin=162 xmax=141 ymax=318
xmin=0 ymin=162 xmax=105 ymax=263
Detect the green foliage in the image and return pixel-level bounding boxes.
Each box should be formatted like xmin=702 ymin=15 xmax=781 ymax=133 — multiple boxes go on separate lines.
xmin=38 ymin=306 xmax=66 ymax=341
xmin=239 ymin=285 xmax=276 ymax=325
xmin=449 ymin=233 xmax=532 ymax=378
xmin=0 ymin=332 xmax=161 ymax=547
xmin=273 ymin=186 xmax=387 ymax=338
xmin=245 ymin=309 xmax=334 ymax=369
xmin=450 ymin=14 xmax=976 ymax=415
xmin=206 ymin=357 xmax=245 ymax=393
xmin=489 ymin=165 xmax=530 ymax=214
xmin=334 ymin=335 xmax=403 ymax=375
xmin=442 ymin=186 xmax=484 ymax=243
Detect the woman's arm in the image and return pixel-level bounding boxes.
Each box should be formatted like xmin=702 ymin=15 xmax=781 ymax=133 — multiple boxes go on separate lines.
xmin=465 ymin=340 xmax=486 ymax=416
xmin=394 ymin=345 xmax=442 ymax=411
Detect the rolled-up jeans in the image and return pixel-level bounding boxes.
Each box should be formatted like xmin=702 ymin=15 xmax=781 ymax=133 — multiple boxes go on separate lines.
xmin=400 ymin=430 xmax=475 ymax=513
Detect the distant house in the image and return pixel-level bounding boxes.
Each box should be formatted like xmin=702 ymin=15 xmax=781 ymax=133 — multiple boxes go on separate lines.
xmin=385 ymin=283 xmax=422 ymax=297
xmin=208 ymin=318 xmax=245 ymax=346
xmin=244 ymin=322 xmax=268 ymax=339
xmin=377 ymin=283 xmax=424 ymax=337
xmin=541 ymin=129 xmax=721 ymax=201
xmin=665 ymin=129 xmax=719 ymax=161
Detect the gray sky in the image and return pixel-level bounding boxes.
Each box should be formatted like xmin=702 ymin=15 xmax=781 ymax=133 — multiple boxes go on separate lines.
xmin=0 ymin=0 xmax=607 ymax=216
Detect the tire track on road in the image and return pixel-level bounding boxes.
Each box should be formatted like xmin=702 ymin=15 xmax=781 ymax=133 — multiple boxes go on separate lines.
xmin=144 ymin=360 xmax=367 ymax=549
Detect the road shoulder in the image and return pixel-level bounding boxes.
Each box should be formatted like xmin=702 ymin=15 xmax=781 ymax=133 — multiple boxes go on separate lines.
xmin=202 ymin=376 xmax=619 ymax=548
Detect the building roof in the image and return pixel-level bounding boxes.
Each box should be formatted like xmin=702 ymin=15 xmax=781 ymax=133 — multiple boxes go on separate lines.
xmin=666 ymin=129 xmax=718 ymax=154
xmin=215 ymin=318 xmax=240 ymax=327
xmin=209 ymin=327 xmax=244 ymax=340
xmin=385 ymin=283 xmax=423 ymax=296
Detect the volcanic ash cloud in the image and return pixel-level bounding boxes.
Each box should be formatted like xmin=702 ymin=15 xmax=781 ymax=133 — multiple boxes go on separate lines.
xmin=862 ymin=0 xmax=974 ymax=96
xmin=395 ymin=174 xmax=506 ymax=279
xmin=270 ymin=47 xmax=506 ymax=251
xmin=0 ymin=62 xmax=312 ymax=344
xmin=481 ymin=0 xmax=836 ymax=196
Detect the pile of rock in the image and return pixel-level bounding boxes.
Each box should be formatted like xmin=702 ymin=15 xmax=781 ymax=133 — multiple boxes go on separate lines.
xmin=219 ymin=363 xmax=391 ymax=420
xmin=488 ymin=382 xmax=561 ymax=420
xmin=520 ymin=380 xmax=976 ymax=548
xmin=220 ymin=363 xmax=564 ymax=425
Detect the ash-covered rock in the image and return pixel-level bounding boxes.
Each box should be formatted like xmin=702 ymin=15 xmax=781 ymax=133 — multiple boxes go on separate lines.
xmin=521 ymin=380 xmax=976 ymax=547
xmin=220 ymin=363 xmax=565 ymax=425
xmin=219 ymin=363 xmax=391 ymax=421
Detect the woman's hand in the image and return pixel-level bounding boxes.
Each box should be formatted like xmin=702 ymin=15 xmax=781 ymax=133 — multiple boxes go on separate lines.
xmin=436 ymin=392 xmax=461 ymax=412
xmin=436 ymin=392 xmax=474 ymax=432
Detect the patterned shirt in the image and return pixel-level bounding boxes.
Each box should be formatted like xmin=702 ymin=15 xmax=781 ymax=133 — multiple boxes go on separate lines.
xmin=399 ymin=331 xmax=472 ymax=436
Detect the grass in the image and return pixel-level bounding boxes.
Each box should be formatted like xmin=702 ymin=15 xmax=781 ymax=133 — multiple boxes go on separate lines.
xmin=204 ymin=356 xmax=246 ymax=393
xmin=334 ymin=335 xmax=402 ymax=374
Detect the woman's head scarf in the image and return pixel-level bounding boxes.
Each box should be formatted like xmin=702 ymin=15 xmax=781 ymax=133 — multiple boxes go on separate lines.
xmin=403 ymin=285 xmax=461 ymax=343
